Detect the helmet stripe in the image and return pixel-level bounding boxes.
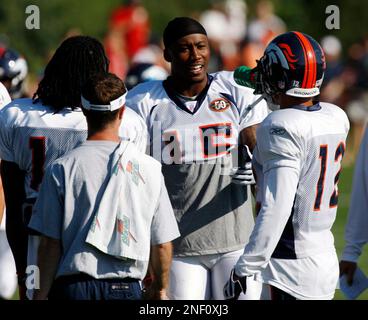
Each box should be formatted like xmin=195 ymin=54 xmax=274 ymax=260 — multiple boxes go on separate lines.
xmin=293 ymin=31 xmax=316 ymax=89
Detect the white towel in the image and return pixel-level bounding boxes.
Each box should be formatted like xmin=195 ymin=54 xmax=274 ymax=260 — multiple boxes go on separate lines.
xmin=85 ymin=140 xmax=161 ymax=261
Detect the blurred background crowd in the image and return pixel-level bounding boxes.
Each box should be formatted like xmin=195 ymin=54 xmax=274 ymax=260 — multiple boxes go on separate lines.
xmin=0 ymin=0 xmax=367 ymax=161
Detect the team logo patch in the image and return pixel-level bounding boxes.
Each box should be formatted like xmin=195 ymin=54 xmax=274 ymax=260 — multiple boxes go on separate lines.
xmin=270 ymin=127 xmax=286 ymax=135
xmin=209 ymin=98 xmax=231 ymax=112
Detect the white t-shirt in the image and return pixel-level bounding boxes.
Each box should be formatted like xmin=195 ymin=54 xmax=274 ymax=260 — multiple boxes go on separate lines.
xmin=29 ymin=140 xmax=180 ymax=280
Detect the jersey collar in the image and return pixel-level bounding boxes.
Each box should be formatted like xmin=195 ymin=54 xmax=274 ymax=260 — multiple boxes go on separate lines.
xmin=291 ymin=102 xmax=321 ymax=112
xmin=163 ymin=74 xmax=214 ymax=115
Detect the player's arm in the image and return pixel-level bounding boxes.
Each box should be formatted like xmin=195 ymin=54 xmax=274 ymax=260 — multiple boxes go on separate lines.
xmin=145 ymin=175 xmax=180 ymax=300
xmin=32 ymin=235 xmax=61 ymax=300
xmin=234 ymin=165 xmax=299 ymax=275
xmin=239 ymin=124 xmax=258 ymax=151
xmin=144 ymin=241 xmax=173 ymax=300
xmin=29 ymin=163 xmax=65 ymax=300
xmin=340 ymin=128 xmax=368 ymax=284
xmin=230 ymin=124 xmax=259 ymax=189
xmin=339 ymin=261 xmax=357 ymax=286
xmin=0 ymin=160 xmax=28 ymax=298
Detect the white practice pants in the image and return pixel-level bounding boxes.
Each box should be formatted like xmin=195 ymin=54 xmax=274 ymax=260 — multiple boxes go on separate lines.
xmin=169 ymin=249 xmax=268 ymax=300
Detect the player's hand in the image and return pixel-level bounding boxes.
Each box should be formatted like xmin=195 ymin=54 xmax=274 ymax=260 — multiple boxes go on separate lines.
xmin=230 ymin=162 xmax=255 ymax=185
xmin=339 ymin=260 xmax=357 ymax=286
xmin=142 ymin=279 xmax=169 ymax=300
xmin=143 ymin=287 xmax=169 ymax=300
xmin=223 ymin=269 xmax=247 ymax=300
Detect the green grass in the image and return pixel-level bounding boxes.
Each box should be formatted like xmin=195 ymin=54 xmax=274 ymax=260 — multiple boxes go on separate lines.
xmin=333 ymin=163 xmax=368 ymax=300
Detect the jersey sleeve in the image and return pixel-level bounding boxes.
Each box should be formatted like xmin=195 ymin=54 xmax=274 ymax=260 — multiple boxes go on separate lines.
xmin=126 ymin=84 xmax=153 ymax=129
xmin=28 ymin=162 xmax=65 ymax=240
xmin=252 ymin=155 xmax=264 ymax=204
xmin=150 ymin=174 xmax=180 ymax=245
xmin=341 ymin=128 xmax=368 ymax=262
xmin=239 ymin=94 xmax=269 ymax=131
xmin=0 ymin=108 xmax=16 ymax=162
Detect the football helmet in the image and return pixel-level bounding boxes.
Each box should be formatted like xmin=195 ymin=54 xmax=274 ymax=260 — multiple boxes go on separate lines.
xmin=125 ymin=63 xmax=168 ymax=90
xmin=254 ymin=31 xmax=326 ymax=98
xmin=0 ymin=47 xmax=28 ymax=98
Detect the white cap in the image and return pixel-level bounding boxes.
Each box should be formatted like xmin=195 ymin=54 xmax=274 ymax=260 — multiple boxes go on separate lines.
xmin=81 ymin=92 xmax=127 ymax=111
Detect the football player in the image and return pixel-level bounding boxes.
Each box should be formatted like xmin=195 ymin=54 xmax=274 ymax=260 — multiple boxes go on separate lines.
xmin=224 ymin=31 xmax=350 ymax=300
xmin=0 ymin=48 xmax=28 ymax=300
xmin=127 ymin=17 xmax=269 ymax=300
xmin=340 ymin=126 xmax=368 ymax=287
xmin=0 ymin=36 xmax=147 ymax=299
xmin=0 ymin=83 xmax=16 ymax=300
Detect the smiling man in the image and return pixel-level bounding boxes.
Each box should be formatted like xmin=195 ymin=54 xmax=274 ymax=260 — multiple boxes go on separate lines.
xmin=126 ymin=17 xmax=269 ymax=300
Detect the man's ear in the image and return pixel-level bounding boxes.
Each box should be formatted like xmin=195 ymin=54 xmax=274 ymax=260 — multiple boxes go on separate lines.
xmin=118 ymin=106 xmax=125 ymax=120
xmin=163 ymin=48 xmax=172 ymax=63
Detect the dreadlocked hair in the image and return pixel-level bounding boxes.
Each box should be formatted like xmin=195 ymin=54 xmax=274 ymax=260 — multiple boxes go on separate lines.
xmin=33 ymin=35 xmax=109 ymax=112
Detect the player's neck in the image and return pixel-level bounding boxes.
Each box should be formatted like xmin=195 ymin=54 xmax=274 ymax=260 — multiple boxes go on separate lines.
xmin=168 ymin=76 xmax=208 ymax=98
xmin=87 ymin=125 xmax=121 ymax=142
xmin=278 ymin=95 xmax=314 ymax=109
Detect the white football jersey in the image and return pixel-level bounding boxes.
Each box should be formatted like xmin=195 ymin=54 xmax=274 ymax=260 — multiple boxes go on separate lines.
xmin=127 ymin=71 xmax=269 ymax=256
xmin=235 ymin=102 xmax=350 ymax=299
xmin=127 ymin=71 xmax=268 ymax=164
xmin=0 ymin=98 xmax=148 ymax=199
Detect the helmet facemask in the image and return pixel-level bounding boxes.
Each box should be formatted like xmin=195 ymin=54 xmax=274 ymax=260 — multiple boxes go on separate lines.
xmin=253 ymin=53 xmax=287 ymax=110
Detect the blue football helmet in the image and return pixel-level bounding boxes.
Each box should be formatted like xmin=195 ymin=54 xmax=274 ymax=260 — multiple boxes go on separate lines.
xmin=0 ymin=47 xmax=28 ymax=98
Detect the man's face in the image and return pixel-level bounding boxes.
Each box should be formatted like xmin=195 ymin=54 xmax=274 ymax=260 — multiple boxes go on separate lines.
xmin=167 ymin=33 xmax=210 ymax=84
